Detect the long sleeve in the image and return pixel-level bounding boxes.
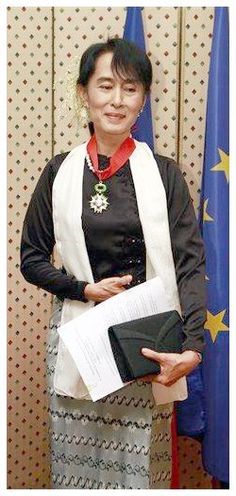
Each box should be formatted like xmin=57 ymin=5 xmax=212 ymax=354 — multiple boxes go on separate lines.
xmin=20 ymin=153 xmax=88 ymax=301
xmin=156 ymin=155 xmax=206 ymax=354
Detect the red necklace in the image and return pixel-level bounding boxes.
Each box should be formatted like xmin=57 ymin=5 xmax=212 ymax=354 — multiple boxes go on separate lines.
xmin=86 ymin=134 xmax=136 ymax=214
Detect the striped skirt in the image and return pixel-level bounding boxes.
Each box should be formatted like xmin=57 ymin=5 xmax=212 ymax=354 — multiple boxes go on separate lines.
xmin=46 ymin=297 xmax=173 ymax=489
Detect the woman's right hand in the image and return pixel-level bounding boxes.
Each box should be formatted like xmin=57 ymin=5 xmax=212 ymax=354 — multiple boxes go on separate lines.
xmin=84 ymin=274 xmax=133 ymax=303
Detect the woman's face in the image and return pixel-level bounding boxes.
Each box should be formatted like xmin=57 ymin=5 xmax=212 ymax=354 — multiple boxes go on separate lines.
xmin=80 ymin=51 xmax=146 ymax=140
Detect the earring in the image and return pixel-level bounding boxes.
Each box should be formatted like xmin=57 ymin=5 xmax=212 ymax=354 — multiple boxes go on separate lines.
xmin=137 ymin=107 xmax=144 ymax=118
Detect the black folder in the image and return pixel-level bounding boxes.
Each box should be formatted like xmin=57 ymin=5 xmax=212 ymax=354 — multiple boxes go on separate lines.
xmin=108 ymin=310 xmax=184 ymax=382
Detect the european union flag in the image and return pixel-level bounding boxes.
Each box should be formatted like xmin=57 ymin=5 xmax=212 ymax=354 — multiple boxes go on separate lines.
xmin=123 ymin=8 xmax=181 ymax=487
xmin=123 ymin=7 xmax=154 ymax=150
xmin=200 ymin=7 xmax=229 ymax=483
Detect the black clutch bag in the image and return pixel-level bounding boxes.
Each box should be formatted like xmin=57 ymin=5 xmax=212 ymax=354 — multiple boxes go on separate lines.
xmin=108 ymin=310 xmax=184 ymax=382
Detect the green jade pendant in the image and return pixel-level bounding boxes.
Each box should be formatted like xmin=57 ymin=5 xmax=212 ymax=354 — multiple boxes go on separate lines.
xmin=89 ymin=181 xmax=109 ymax=214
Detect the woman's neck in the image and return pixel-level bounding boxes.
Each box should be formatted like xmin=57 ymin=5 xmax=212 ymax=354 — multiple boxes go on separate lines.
xmin=94 ymin=130 xmax=130 ymax=157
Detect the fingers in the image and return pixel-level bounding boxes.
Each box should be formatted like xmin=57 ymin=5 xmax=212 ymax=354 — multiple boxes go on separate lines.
xmin=140 ymin=374 xmax=156 ymax=383
xmin=141 ymin=372 xmax=173 ymax=387
xmin=102 ymin=275 xmax=132 ymax=288
xmin=85 ymin=275 xmax=133 ymax=302
xmin=141 ymin=350 xmax=188 ymax=387
xmin=141 ymin=348 xmax=165 ymax=363
xmin=117 ymin=274 xmax=133 ymax=286
xmin=152 ymin=376 xmax=174 ymax=387
xmin=100 ymin=285 xmax=126 ymax=296
xmin=99 ymin=274 xmax=133 ymax=297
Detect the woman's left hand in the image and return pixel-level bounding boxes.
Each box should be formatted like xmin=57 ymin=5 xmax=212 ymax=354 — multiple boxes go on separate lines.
xmin=141 ymin=349 xmax=201 ymax=387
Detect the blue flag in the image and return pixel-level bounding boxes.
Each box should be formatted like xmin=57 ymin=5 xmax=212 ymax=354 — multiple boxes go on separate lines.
xmin=200 ymin=7 xmax=229 ymax=483
xmin=124 ymin=7 xmax=206 ymax=440
xmin=175 ymin=366 xmax=206 ymax=438
xmin=123 ymin=7 xmax=154 ymax=150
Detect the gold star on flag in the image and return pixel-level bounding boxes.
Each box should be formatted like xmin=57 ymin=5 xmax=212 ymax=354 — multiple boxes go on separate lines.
xmin=204 ymin=309 xmax=229 ymax=342
xmin=211 ymin=148 xmax=229 ymax=183
xmin=203 ymin=199 xmax=214 ymax=222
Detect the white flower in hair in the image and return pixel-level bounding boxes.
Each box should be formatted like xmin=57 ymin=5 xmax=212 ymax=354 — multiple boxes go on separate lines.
xmin=54 ymin=56 xmax=89 ymax=125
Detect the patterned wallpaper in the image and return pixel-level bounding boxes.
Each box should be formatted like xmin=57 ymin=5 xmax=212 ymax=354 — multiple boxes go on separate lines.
xmin=179 ymin=7 xmax=214 ymax=203
xmin=7 ymin=6 xmax=53 ymax=489
xmin=7 ymin=6 xmax=214 ymax=489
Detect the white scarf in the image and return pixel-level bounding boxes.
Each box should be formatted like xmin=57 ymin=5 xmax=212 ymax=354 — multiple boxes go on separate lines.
xmin=52 ymin=139 xmax=185 ymax=402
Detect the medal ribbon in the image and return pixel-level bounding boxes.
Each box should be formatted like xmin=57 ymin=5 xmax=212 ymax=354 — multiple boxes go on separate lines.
xmin=86 ymin=134 xmax=136 ymax=181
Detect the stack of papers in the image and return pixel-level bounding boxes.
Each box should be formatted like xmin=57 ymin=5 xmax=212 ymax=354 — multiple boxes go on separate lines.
xmin=57 ymin=277 xmax=187 ymax=404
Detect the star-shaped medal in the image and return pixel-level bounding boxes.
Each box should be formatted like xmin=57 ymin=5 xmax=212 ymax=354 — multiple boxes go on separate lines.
xmin=89 ymin=193 xmax=109 ymax=213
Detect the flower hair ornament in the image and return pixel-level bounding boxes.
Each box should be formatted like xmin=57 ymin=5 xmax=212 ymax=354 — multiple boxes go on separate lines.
xmin=54 ymin=56 xmax=89 ymax=126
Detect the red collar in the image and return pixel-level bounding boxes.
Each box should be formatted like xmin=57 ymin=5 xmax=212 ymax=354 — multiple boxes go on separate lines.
xmin=86 ymin=134 xmax=136 ymax=181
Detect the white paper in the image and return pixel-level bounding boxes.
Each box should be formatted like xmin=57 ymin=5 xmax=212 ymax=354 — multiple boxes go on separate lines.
xmin=57 ymin=276 xmax=187 ymax=403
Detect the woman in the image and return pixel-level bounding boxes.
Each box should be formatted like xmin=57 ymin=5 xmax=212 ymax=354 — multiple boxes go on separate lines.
xmin=20 ymin=38 xmax=206 ymax=489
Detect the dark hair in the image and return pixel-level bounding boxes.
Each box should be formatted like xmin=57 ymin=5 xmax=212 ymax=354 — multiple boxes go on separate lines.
xmin=77 ymin=37 xmax=152 ymax=94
